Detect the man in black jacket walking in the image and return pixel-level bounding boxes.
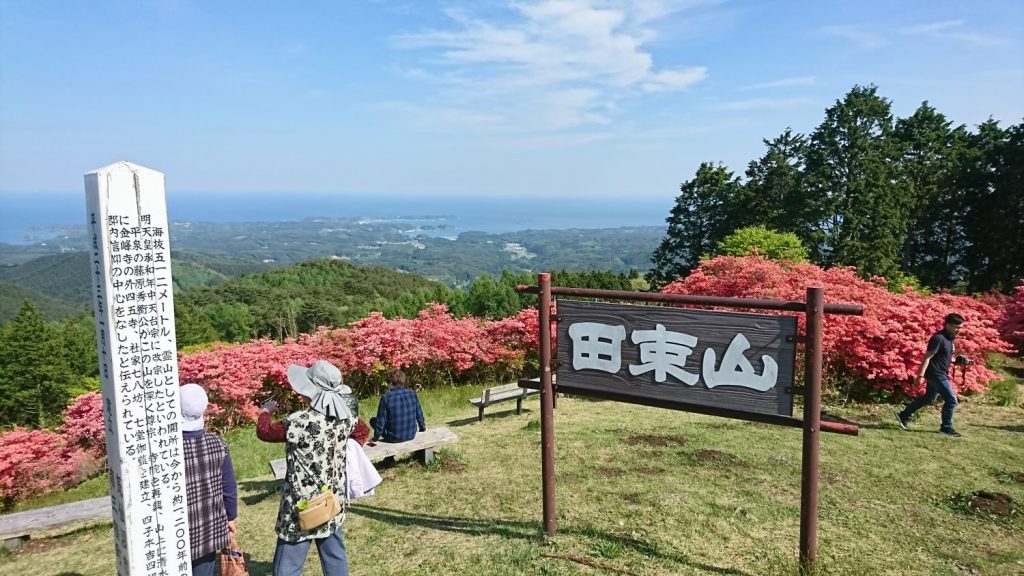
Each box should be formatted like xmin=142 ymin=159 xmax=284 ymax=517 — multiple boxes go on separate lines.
xmin=895 ymin=313 xmax=966 ymax=437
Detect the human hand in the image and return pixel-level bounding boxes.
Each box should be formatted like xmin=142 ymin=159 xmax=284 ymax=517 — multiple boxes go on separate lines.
xmin=260 ymin=400 xmax=278 ymax=414
xmin=227 ymin=519 xmax=237 ymax=534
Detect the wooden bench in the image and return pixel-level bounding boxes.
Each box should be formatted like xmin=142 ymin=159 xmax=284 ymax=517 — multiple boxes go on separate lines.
xmin=0 ymin=496 xmax=111 ymax=550
xmin=269 ymin=426 xmax=458 ymax=480
xmin=468 ymin=383 xmax=540 ymax=421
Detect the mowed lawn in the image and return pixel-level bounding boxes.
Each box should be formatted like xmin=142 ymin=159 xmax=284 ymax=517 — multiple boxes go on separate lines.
xmin=2 ymin=380 xmax=1022 ymax=576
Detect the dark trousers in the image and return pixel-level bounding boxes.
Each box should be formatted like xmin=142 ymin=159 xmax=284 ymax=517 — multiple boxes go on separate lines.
xmin=191 ymin=552 xmax=218 ymax=576
xmin=899 ymin=376 xmax=958 ymax=431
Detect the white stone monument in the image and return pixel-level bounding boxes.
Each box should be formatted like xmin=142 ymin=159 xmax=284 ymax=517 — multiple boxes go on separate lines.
xmin=85 ymin=162 xmax=192 ymax=576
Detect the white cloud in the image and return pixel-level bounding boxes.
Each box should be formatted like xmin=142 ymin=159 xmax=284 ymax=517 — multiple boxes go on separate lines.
xmin=819 ymin=25 xmax=888 ymax=49
xmin=390 ymin=0 xmax=713 ymax=132
xmin=741 ymin=76 xmax=816 ymax=91
xmin=901 ymin=20 xmax=1011 ymax=47
xmin=643 ymin=67 xmax=708 ymax=92
xmin=706 ymin=97 xmax=818 ymax=112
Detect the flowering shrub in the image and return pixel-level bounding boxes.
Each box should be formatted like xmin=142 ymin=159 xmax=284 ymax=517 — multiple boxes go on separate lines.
xmin=60 ymin=392 xmax=107 ymax=460
xmin=663 ymin=256 xmax=1013 ymax=397
xmin=178 ymin=305 xmax=539 ymax=429
xmin=0 ymin=428 xmax=92 ymax=510
xmin=1000 ymin=282 xmax=1024 ymax=353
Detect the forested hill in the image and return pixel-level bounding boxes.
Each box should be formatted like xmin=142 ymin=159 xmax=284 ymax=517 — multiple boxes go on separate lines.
xmin=0 ymin=282 xmax=86 ymax=323
xmin=0 ymin=252 xmax=92 ymax=304
xmin=174 ymin=258 xmax=442 ymax=343
xmin=0 ymin=250 xmax=279 ymax=322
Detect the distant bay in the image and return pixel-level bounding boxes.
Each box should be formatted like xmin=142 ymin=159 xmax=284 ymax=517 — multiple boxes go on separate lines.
xmin=0 ymin=191 xmax=671 ymax=244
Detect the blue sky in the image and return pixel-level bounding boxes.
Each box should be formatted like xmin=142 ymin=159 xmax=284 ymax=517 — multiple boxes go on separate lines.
xmin=1 ymin=0 xmax=1021 ymax=198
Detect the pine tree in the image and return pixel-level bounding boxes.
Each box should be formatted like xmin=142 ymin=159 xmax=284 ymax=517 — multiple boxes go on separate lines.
xmin=59 ymin=314 xmax=99 ymax=378
xmin=961 ymin=119 xmax=1024 ymax=291
xmin=0 ymin=300 xmax=74 ymax=427
xmin=998 ymin=121 xmax=1024 ymax=288
xmin=736 ymin=128 xmax=808 ymax=233
xmin=894 ymin=102 xmax=970 ymax=288
xmin=802 ymin=85 xmax=913 ymax=278
xmin=648 ymin=162 xmax=743 ymax=287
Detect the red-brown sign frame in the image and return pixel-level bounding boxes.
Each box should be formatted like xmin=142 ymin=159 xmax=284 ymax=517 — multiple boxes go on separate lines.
xmin=516 ymin=275 xmax=864 ymax=574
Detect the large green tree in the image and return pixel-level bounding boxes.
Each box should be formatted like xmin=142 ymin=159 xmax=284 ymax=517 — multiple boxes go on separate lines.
xmin=649 ymin=162 xmax=743 ymax=286
xmin=461 ymin=274 xmax=521 ymax=319
xmin=960 ymin=119 xmax=1024 ymax=291
xmin=0 ymin=300 xmax=75 ymax=427
xmin=174 ymin=301 xmax=219 ymax=348
xmin=998 ymin=121 xmax=1024 ymax=288
xmin=735 ymin=128 xmax=808 ymax=232
xmin=203 ymin=302 xmax=255 ymax=342
xmin=59 ymin=314 xmax=99 ymax=379
xmin=801 ymin=85 xmax=913 ymax=278
xmin=893 ymin=102 xmax=970 ymax=288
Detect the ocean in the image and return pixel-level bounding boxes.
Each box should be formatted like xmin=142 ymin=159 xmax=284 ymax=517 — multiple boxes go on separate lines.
xmin=0 ymin=191 xmax=672 ymax=244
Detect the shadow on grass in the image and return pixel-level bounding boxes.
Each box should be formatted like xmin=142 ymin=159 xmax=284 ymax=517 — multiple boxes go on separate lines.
xmin=821 ymin=411 xmax=862 ymax=426
xmin=447 ymin=408 xmax=534 ymax=428
xmin=242 ymin=557 xmax=274 ymax=576
xmin=349 ymin=504 xmax=538 ymax=540
xmin=859 ymin=421 xmax=941 ymax=433
xmin=982 ymin=424 xmax=1024 ymax=433
xmin=239 ymin=479 xmax=280 ymax=506
xmin=998 ymin=363 xmax=1024 ymax=379
xmin=350 ymin=505 xmax=753 ymax=575
xmin=858 ymin=412 xmax=941 ymax=433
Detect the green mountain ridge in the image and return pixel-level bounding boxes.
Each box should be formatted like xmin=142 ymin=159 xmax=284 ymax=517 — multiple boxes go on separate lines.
xmin=0 ymin=251 xmax=269 ymax=323
xmin=0 ymin=282 xmax=86 ymax=323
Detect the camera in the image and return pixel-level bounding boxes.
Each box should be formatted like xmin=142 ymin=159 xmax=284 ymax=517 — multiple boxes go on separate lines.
xmin=953 ymin=355 xmax=973 ymax=366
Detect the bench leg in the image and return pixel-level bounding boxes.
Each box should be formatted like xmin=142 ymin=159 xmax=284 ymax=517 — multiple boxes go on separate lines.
xmin=417 ymin=448 xmax=434 ymax=466
xmin=516 ymin=397 xmax=523 ymax=415
xmin=552 ymin=391 xmax=558 ymax=410
xmin=478 ymin=405 xmax=485 ymax=422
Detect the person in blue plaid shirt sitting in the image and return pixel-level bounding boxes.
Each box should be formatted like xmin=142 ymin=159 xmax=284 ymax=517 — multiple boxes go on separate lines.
xmin=370 ymin=368 xmax=426 ymax=445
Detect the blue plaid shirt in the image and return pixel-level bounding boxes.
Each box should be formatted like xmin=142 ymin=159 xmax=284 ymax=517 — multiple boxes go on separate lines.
xmin=371 ymin=386 xmax=426 ymax=442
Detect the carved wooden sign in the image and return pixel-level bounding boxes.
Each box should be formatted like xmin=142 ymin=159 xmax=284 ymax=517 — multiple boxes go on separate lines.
xmin=556 ymin=300 xmax=797 ymax=416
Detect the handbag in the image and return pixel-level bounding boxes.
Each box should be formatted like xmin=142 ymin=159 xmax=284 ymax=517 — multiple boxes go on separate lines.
xmin=219 ymin=532 xmax=249 ymax=576
xmin=297 ymin=487 xmax=342 ymax=530
xmin=296 ymin=421 xmax=344 ymax=531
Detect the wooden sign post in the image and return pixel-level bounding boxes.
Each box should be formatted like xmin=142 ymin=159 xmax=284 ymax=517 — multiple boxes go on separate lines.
xmin=85 ymin=162 xmax=192 ymax=576
xmin=517 ymin=276 xmax=864 ymax=575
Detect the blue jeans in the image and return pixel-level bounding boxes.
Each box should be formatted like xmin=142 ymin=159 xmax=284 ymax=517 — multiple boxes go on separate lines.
xmin=272 ymin=527 xmax=348 ymax=576
xmin=900 ymin=376 xmax=958 ymax=431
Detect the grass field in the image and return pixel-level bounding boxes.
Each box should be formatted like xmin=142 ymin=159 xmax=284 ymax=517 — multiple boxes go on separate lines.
xmin=2 ymin=361 xmax=1022 ymax=576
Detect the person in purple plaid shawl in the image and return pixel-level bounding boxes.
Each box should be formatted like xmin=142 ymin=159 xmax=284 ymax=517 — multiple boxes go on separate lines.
xmin=180 ymin=383 xmax=238 ymax=576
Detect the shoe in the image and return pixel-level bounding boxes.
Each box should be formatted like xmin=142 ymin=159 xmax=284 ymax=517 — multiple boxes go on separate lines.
xmin=894 ymin=412 xmax=909 ymax=430
xmin=939 ymin=429 xmax=962 ymax=438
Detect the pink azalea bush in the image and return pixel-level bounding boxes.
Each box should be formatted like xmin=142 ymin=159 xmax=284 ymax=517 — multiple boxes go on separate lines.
xmin=1000 ymin=282 xmax=1024 ymax=352
xmin=60 ymin=392 xmax=107 ymax=460
xmin=0 ymin=428 xmax=93 ymax=509
xmin=178 ymin=305 xmax=541 ymax=429
xmin=663 ymin=256 xmax=1014 ymax=398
